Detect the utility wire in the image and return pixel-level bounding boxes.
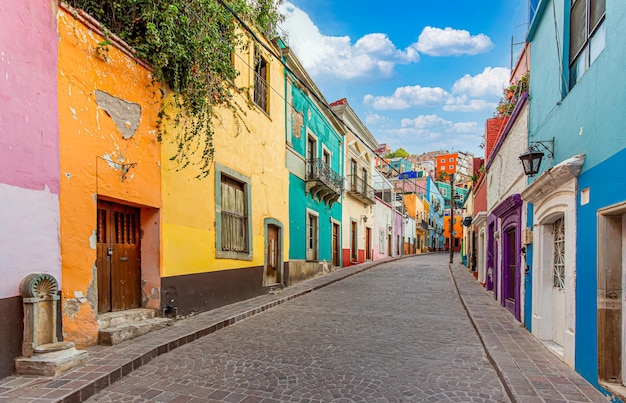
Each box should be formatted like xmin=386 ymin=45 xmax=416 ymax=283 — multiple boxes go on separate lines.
xmin=183 ymin=0 xmax=454 ymax=200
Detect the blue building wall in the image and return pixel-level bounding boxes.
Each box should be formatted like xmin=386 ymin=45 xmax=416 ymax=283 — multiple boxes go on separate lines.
xmin=528 ymin=0 xmax=626 ymax=389
xmin=287 ymin=80 xmax=343 ymax=262
xmin=390 ymin=158 xmax=412 ymax=173
xmin=576 ymin=150 xmax=626 ymax=384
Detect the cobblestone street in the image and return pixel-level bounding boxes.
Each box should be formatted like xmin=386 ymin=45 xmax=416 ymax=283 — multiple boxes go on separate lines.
xmin=88 ymin=254 xmax=509 ymax=402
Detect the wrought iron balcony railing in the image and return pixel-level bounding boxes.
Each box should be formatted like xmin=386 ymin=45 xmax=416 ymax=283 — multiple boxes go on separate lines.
xmin=347 ymin=174 xmax=375 ymax=205
xmin=305 ymin=158 xmax=343 ymax=205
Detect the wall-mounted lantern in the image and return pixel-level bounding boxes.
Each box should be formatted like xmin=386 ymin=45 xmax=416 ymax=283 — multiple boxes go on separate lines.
xmin=519 ymin=138 xmax=554 ymax=177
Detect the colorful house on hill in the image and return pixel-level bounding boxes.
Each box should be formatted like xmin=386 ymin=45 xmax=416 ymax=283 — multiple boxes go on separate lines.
xmin=57 ymin=5 xmax=162 ymax=347
xmin=330 ymin=98 xmax=379 ymax=266
xmin=280 ymin=45 xmax=344 ymax=282
xmin=0 ymin=0 xmax=61 ymax=377
xmin=525 ymin=1 xmax=623 ymax=397
xmin=160 ymin=30 xmax=289 ymax=315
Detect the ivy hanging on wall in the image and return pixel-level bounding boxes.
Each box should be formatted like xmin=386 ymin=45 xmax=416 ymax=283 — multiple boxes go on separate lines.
xmin=67 ymin=0 xmax=284 ymax=177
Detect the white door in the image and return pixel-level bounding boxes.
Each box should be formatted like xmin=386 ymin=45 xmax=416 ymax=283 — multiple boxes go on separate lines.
xmin=552 ymin=217 xmax=566 ymax=346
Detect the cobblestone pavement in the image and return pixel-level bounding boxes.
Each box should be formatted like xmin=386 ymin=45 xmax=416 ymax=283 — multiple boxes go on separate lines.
xmin=86 ymin=255 xmax=509 ymax=402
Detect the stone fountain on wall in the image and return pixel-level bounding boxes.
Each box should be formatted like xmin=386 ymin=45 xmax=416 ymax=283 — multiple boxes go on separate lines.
xmin=15 ymin=273 xmax=88 ymax=377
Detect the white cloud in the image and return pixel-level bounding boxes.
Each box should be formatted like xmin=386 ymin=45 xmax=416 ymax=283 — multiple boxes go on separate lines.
xmin=400 ymin=114 xmax=479 ymax=135
xmin=416 ymin=27 xmax=493 ymax=56
xmin=443 ymin=95 xmax=497 ymax=112
xmin=279 ymin=2 xmax=419 ymax=80
xmin=365 ymin=113 xmax=388 ymax=125
xmin=452 ymin=67 xmax=510 ymax=98
xmin=363 ymin=85 xmax=449 ymax=110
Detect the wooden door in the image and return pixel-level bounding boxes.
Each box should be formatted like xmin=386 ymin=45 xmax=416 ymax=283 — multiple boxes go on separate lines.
xmin=265 ymin=224 xmax=280 ymax=285
xmin=332 ymin=223 xmax=340 ymax=266
xmin=365 ymin=227 xmax=372 ymax=260
xmin=97 ymin=201 xmax=141 ymax=313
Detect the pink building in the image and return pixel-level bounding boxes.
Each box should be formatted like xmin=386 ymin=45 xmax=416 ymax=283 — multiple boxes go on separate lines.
xmin=0 ymin=0 xmax=61 ymax=377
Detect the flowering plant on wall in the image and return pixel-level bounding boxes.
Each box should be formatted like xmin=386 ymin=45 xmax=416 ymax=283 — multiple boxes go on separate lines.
xmin=496 ymin=72 xmax=529 ymax=117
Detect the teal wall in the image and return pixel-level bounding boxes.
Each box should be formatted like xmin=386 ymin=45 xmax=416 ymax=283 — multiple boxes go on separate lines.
xmin=289 ymin=173 xmax=342 ymax=261
xmin=287 ymin=75 xmax=343 ymax=262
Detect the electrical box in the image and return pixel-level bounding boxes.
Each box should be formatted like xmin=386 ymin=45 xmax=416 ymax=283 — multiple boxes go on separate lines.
xmin=522 ymin=227 xmax=533 ymax=245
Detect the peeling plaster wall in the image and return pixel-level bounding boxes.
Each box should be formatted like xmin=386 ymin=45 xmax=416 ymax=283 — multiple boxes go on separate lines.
xmin=57 ymin=7 xmax=161 ymax=347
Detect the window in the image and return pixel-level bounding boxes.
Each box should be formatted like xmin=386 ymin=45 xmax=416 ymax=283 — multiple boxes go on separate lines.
xmin=254 ymin=55 xmax=268 ymax=112
xmin=569 ymin=0 xmax=605 ymax=89
xmin=553 ymin=217 xmax=565 ymax=289
xmin=440 ymin=158 xmax=445 ymax=163
xmin=307 ymin=135 xmax=317 ymax=161
xmin=350 ymin=159 xmax=358 ymax=192
xmin=306 ymin=211 xmax=318 ymax=261
xmin=221 ymin=178 xmax=247 ymax=252
xmin=449 ymin=165 xmax=454 ymax=170
xmin=361 ymin=167 xmax=368 ymax=193
xmin=449 ymin=157 xmax=454 ymax=162
xmin=441 ymin=188 xmax=447 ymax=197
xmin=440 ymin=166 xmax=445 ymax=171
xmin=322 ymin=148 xmax=330 ymax=166
xmin=216 ymin=164 xmax=252 ymax=260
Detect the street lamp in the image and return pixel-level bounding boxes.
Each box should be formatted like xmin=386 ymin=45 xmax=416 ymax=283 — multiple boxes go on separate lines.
xmin=519 ymin=138 xmax=554 ymax=177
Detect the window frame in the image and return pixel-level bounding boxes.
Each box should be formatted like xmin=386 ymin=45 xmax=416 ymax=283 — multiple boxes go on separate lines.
xmin=568 ymin=0 xmax=605 ymax=89
xmin=254 ymin=53 xmax=269 ymax=113
xmin=215 ymin=163 xmax=253 ymax=260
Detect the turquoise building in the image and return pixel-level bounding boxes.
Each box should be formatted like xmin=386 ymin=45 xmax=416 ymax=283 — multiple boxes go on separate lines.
xmin=525 ymin=1 xmax=624 ymax=398
xmin=280 ymin=45 xmax=344 ymax=284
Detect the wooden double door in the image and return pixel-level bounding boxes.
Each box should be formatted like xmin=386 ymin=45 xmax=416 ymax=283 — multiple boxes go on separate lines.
xmin=97 ymin=201 xmax=141 ymax=313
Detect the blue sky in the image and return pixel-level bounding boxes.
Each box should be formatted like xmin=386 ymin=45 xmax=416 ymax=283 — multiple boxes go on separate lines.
xmin=278 ymin=1 xmax=530 ymax=157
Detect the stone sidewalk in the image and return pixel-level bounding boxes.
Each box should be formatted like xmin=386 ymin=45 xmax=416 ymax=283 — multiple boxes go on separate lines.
xmin=0 ymin=255 xmax=611 ymax=402
xmin=448 ymin=262 xmax=609 ymax=402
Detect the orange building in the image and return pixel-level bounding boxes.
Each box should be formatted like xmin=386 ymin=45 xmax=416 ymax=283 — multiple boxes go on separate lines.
xmin=58 ymin=6 xmax=162 ymax=347
xmin=444 ymin=214 xmax=463 ymax=252
xmin=436 ymin=152 xmax=458 ymax=178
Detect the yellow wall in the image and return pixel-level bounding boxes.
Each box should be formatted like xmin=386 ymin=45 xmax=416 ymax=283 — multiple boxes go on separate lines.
xmin=58 ymin=7 xmax=162 ymax=346
xmin=160 ymin=35 xmax=289 ymax=277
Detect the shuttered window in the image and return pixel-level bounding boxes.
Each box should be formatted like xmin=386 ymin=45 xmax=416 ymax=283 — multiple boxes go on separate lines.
xmin=221 ymin=176 xmax=248 ymax=253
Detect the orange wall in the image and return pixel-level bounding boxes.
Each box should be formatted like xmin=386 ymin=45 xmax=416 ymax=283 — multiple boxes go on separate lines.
xmin=58 ymin=7 xmax=162 ymax=347
xmin=437 ymin=152 xmax=458 ymax=176
xmin=444 ymin=215 xmax=463 ymax=249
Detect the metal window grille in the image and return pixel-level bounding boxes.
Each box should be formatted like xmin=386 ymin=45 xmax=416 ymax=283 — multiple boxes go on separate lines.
xmin=221 ymin=177 xmax=248 ymax=252
xmin=553 ymin=217 xmax=565 ymax=289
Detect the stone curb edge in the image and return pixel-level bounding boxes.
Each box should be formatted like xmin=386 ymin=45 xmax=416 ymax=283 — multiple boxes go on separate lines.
xmin=60 ymin=255 xmax=414 ymax=402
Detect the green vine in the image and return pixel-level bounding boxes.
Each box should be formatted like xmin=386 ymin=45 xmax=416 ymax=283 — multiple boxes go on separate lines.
xmin=67 ymin=0 xmax=284 ymax=177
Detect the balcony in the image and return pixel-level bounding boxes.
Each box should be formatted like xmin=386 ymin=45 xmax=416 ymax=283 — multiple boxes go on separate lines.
xmin=347 ymin=175 xmax=376 ymax=205
xmin=306 ymin=158 xmax=343 ymax=206
xmin=420 ymin=220 xmax=429 ymax=231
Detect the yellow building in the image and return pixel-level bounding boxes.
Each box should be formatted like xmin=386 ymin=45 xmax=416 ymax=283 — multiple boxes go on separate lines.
xmin=159 ymin=32 xmax=289 ymax=315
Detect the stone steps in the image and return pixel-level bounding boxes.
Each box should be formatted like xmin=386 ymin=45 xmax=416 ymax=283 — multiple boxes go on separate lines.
xmin=97 ymin=308 xmax=172 ymax=346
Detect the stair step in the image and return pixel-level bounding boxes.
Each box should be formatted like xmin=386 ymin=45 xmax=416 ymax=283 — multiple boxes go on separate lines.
xmin=98 ymin=317 xmax=172 ymax=346
xmin=96 ymin=308 xmax=157 ymax=330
